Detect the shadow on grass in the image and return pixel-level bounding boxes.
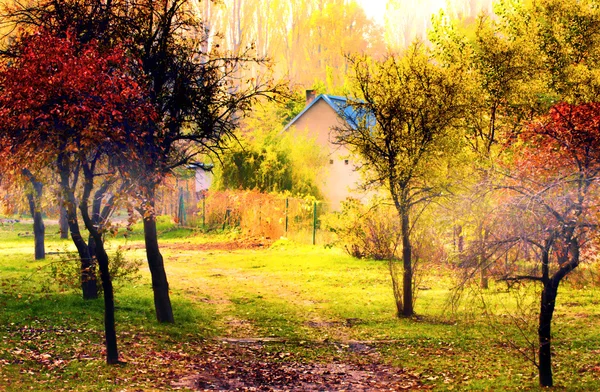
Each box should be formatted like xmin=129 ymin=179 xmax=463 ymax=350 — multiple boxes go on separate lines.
xmin=0 ymin=287 xmax=219 ymax=342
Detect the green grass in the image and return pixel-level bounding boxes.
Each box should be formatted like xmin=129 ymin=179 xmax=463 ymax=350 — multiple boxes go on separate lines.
xmin=1 ymin=220 xmax=600 ymax=390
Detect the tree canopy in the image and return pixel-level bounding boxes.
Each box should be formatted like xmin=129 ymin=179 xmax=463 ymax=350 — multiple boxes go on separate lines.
xmin=337 ymin=44 xmax=465 ymax=316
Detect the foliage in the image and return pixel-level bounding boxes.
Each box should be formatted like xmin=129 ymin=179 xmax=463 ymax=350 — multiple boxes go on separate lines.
xmin=272 ymin=89 xmax=306 ymax=128
xmin=0 ymin=25 xmax=152 ymax=277
xmin=338 ymin=43 xmax=465 ymax=316
xmin=486 ymin=102 xmax=600 ymax=285
xmin=3 ymin=0 xmax=287 ymax=326
xmin=42 ymin=247 xmax=143 ymax=295
xmin=215 ymin=102 xmax=327 ymax=197
xmin=340 ymin=45 xmax=466 ymax=213
xmin=0 ymin=29 xmax=153 ymax=173
xmin=1 ymin=0 xmax=284 ymax=185
xmin=195 ymin=0 xmax=495 ymax=89
xmin=323 ymin=198 xmax=400 ymax=261
xmin=428 ymin=1 xmax=600 ymax=386
xmin=495 ymin=0 xmax=600 ymax=102
xmin=458 ymin=101 xmax=600 ymax=387
xmin=198 ymin=0 xmax=385 ymax=89
xmin=203 ymin=189 xmax=319 ymax=240
xmin=385 ymin=0 xmax=494 ymax=52
xmin=431 ymin=9 xmax=539 ymax=161
xmin=0 ymin=25 xmax=158 ymax=363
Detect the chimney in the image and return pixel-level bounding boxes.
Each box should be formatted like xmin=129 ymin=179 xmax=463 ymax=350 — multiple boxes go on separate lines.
xmin=306 ymin=89 xmax=316 ymax=106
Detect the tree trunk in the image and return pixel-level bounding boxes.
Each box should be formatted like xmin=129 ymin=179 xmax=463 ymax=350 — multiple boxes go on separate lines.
xmin=78 ymin=161 xmax=119 ymax=365
xmin=31 ymin=201 xmax=45 ymax=260
xmin=455 ymin=225 xmax=464 ymax=253
xmin=26 ymin=191 xmax=45 ymax=260
xmin=65 ymin=203 xmax=96 ymax=299
xmin=479 ymin=225 xmax=489 ymax=289
xmin=87 ymin=187 xmax=105 ymax=274
xmin=58 ymin=164 xmax=98 ymax=300
xmin=142 ymin=193 xmax=174 ymax=323
xmin=388 ymin=259 xmax=403 ymax=317
xmin=65 ymin=205 xmax=98 ymax=300
xmin=538 ymin=280 xmax=558 ymax=387
xmin=480 ymin=265 xmax=489 ymax=289
xmin=59 ymin=205 xmax=69 ymax=239
xmin=93 ymin=234 xmax=119 ymax=364
xmin=80 ymin=194 xmax=118 ymax=364
xmin=23 ymin=170 xmax=45 ymax=260
xmin=88 ymin=234 xmax=97 ymax=272
xmin=401 ymin=210 xmax=413 ymax=317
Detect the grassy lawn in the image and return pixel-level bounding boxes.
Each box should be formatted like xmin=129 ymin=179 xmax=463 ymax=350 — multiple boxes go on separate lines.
xmin=1 ymin=219 xmax=599 ymax=390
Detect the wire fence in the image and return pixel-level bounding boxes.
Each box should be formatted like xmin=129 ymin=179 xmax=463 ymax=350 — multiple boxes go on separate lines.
xmin=156 ymin=181 xmax=335 ymax=245
xmin=2 ymin=176 xmax=335 ymax=245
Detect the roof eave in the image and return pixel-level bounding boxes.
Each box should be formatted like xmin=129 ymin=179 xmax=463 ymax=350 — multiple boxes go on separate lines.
xmin=282 ymin=95 xmax=325 ymax=133
xmin=281 ymin=94 xmax=350 ymax=133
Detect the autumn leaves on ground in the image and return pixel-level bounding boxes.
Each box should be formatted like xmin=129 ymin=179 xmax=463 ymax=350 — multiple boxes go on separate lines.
xmin=1 ymin=220 xmax=599 ymax=391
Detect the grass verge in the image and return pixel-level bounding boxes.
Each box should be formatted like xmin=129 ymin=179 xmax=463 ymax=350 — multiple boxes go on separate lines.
xmin=1 ymin=220 xmax=599 ymax=390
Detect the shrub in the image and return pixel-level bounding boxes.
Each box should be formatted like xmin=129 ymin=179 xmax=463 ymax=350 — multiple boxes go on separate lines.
xmin=213 ymin=98 xmax=327 ymax=198
xmin=43 ymin=246 xmax=142 ymax=294
xmin=323 ymin=198 xmax=447 ymax=314
xmin=323 ymin=198 xmax=401 ymax=260
xmin=201 ymin=190 xmax=320 ymax=241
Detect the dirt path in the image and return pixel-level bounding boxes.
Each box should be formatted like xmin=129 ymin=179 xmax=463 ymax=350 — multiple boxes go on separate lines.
xmin=131 ymin=239 xmax=430 ymax=390
xmin=173 ymin=341 xmax=429 ymax=391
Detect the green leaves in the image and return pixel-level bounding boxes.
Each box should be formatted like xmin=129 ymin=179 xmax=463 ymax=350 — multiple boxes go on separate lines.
xmin=216 ymin=100 xmax=327 ymax=197
xmin=341 ymin=44 xmax=465 ymax=209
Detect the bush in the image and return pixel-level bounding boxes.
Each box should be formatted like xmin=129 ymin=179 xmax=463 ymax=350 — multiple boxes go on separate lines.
xmin=201 ymin=190 xmax=320 ymax=240
xmin=43 ymin=246 xmax=142 ymax=294
xmin=323 ymin=198 xmax=401 ymax=260
xmin=323 ymin=198 xmax=447 ymax=315
xmin=323 ymin=198 xmax=406 ymax=314
xmin=213 ymin=98 xmax=327 ymax=198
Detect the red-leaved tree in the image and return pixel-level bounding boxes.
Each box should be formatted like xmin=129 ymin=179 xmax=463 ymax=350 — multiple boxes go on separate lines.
xmin=5 ymin=0 xmax=284 ymax=325
xmin=475 ymin=102 xmax=600 ymax=386
xmin=0 ymin=29 xmax=155 ymax=364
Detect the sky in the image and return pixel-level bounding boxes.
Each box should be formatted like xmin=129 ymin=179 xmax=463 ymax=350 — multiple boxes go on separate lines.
xmin=356 ymin=0 xmax=453 ymax=25
xmin=356 ymin=0 xmax=387 ymax=24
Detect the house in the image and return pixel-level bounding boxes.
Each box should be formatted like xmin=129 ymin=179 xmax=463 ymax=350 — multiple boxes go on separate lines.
xmin=188 ymin=162 xmax=214 ymax=196
xmin=283 ymin=90 xmax=367 ymax=209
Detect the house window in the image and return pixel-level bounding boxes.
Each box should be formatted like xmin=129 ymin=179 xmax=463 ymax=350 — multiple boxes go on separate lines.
xmin=329 ymin=159 xmax=334 ymax=164
xmin=344 ymin=160 xmax=349 ymax=165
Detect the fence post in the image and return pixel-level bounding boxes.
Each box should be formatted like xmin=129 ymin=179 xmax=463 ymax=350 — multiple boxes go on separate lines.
xmin=312 ymin=201 xmax=317 ymax=245
xmin=285 ymin=198 xmax=289 ymax=235
xmin=178 ymin=187 xmax=185 ymax=226
xmin=223 ymin=208 xmax=231 ymax=231
xmin=202 ymin=193 xmax=206 ymax=230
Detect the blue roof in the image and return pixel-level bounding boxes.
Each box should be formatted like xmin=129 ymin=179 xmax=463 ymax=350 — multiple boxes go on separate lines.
xmin=283 ymin=94 xmax=374 ymax=132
